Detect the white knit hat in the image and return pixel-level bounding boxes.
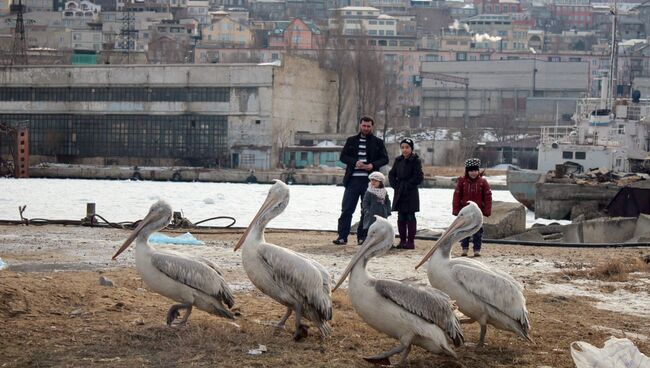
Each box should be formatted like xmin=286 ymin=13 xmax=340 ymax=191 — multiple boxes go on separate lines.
xmin=368 ymin=171 xmax=386 ymax=183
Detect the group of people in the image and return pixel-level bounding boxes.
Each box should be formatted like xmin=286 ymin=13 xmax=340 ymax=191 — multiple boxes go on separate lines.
xmin=333 ymin=116 xmax=493 ymax=255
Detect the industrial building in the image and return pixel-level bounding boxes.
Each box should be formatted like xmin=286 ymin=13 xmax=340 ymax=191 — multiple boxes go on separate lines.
xmin=0 ymin=55 xmax=338 ymax=169
xmin=420 ymin=59 xmax=590 ymax=126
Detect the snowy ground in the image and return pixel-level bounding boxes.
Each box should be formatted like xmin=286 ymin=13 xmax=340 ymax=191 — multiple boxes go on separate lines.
xmin=1 ymin=178 xmax=560 ymax=232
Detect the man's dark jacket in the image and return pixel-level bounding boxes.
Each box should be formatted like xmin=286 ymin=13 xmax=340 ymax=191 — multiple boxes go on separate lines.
xmin=339 ymin=133 xmax=389 ymax=187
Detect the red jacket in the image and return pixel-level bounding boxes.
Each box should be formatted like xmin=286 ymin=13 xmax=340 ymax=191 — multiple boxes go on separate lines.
xmin=452 ymin=174 xmax=492 ymax=216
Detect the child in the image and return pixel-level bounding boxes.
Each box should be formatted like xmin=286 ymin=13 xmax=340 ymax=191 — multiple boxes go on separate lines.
xmin=452 ymin=157 xmax=492 ymax=257
xmin=388 ymin=138 xmax=423 ymax=249
xmin=359 ymin=171 xmax=392 ymax=245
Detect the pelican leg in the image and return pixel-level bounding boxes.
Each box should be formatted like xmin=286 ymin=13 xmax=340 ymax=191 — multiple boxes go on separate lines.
xmin=166 ymin=303 xmax=191 ymax=326
xmin=276 ymin=307 xmax=292 ymax=329
xmin=477 ymin=324 xmax=487 ymax=347
xmin=292 ymin=304 xmax=309 ymax=341
xmin=177 ymin=305 xmax=193 ymax=325
xmin=459 ymin=318 xmax=475 ymax=324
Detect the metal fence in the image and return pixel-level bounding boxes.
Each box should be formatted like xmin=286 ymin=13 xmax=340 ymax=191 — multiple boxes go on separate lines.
xmin=0 ymin=114 xmax=229 ymax=163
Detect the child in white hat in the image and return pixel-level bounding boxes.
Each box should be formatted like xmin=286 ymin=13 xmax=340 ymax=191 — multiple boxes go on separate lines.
xmin=359 ymin=171 xmax=392 ymax=245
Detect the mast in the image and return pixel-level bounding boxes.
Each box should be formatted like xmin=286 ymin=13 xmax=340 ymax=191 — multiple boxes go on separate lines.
xmin=607 ymin=0 xmax=618 ymax=112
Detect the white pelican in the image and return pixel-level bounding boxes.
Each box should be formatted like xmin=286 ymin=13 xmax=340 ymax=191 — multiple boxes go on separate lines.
xmin=415 ymin=201 xmax=531 ymax=347
xmin=234 ymin=180 xmax=332 ymax=341
xmin=333 ymin=217 xmax=463 ymax=366
xmin=112 ymin=200 xmax=235 ymax=325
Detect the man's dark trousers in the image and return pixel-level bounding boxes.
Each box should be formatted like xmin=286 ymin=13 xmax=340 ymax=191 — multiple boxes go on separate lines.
xmin=337 ymin=176 xmax=368 ymax=242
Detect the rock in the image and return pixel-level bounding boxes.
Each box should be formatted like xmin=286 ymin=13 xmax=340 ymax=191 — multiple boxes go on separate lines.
xmin=504 ymin=229 xmax=545 ymax=242
xmin=99 ymin=276 xmax=114 ymax=287
xmin=570 ymin=201 xmax=601 ymax=221
xmin=70 ymin=309 xmax=83 ymax=316
xmin=483 ymin=201 xmax=526 ymax=239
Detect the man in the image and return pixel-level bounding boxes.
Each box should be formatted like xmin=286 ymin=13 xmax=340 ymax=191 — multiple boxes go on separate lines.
xmin=333 ymin=116 xmax=389 ymax=245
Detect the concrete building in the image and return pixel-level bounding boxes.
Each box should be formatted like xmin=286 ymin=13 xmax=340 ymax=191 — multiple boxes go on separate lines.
xmin=420 ymin=59 xmax=589 ymax=125
xmin=0 ymin=55 xmax=337 ymax=169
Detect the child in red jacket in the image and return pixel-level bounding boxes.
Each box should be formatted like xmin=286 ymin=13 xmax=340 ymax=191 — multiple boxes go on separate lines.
xmin=452 ymin=158 xmax=492 ymax=257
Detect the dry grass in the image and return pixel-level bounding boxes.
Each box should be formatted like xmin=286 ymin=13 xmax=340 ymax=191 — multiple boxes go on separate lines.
xmin=556 ymin=257 xmax=650 ymax=283
xmin=2 ymin=269 xmax=650 ymax=368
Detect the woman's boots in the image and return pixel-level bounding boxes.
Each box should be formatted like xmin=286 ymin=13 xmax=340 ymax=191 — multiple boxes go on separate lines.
xmin=396 ymin=221 xmax=416 ymax=249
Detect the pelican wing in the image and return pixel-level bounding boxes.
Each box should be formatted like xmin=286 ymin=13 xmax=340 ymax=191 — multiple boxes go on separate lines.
xmin=451 ymin=263 xmax=529 ymax=329
xmin=374 ymin=279 xmax=464 ymax=346
xmin=150 ymin=252 xmax=235 ymax=309
xmin=259 ymin=245 xmax=332 ymax=321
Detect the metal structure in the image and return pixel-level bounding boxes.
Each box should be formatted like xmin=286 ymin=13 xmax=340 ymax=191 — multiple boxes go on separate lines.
xmin=10 ymin=0 xmax=27 ymax=65
xmin=118 ymin=3 xmax=137 ymax=63
xmin=0 ymin=121 xmax=29 ymax=178
xmin=420 ymin=71 xmax=470 ymax=128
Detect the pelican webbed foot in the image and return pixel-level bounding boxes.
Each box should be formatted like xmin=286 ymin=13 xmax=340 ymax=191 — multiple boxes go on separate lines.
xmin=166 ymin=303 xmax=192 ymax=326
xmin=293 ymin=324 xmax=309 ymax=341
xmin=363 ymin=343 xmax=410 ymax=366
xmin=276 ymin=308 xmax=292 ymax=330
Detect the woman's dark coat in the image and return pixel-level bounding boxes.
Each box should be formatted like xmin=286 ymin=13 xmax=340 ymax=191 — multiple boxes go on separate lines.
xmin=388 ymin=153 xmax=424 ymax=213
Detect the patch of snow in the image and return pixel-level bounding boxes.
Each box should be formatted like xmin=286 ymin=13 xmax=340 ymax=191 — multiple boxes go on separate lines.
xmin=535 ymin=281 xmax=650 ymax=318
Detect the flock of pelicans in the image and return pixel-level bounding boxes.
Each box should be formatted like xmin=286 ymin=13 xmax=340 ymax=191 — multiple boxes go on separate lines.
xmin=112 ymin=180 xmax=531 ymax=366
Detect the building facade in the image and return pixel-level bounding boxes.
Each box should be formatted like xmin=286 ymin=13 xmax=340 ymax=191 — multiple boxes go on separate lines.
xmin=0 ymin=58 xmax=337 ymax=169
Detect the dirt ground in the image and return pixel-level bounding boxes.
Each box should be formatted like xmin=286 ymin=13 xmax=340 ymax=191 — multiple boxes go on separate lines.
xmin=1 ymin=225 xmax=649 ymax=368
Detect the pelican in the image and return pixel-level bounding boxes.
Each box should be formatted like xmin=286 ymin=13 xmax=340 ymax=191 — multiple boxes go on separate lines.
xmin=112 ymin=200 xmax=235 ymax=325
xmin=415 ymin=201 xmax=531 ymax=347
xmin=234 ymin=180 xmax=332 ymax=341
xmin=333 ymin=217 xmax=463 ymax=366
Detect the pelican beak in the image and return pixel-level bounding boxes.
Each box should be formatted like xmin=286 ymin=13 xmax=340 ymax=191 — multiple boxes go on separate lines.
xmin=112 ymin=211 xmax=157 ymax=260
xmin=332 ymin=235 xmax=380 ymax=292
xmin=415 ymin=216 xmax=467 ymax=270
xmin=234 ymin=193 xmax=275 ymax=251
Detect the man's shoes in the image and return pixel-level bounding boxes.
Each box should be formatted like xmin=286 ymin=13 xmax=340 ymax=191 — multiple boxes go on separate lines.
xmin=332 ymin=238 xmax=347 ymax=245
xmin=473 ymin=251 xmax=481 ymax=257
xmin=357 ymin=239 xmax=365 ymax=246
xmin=461 ymin=250 xmax=468 ymax=257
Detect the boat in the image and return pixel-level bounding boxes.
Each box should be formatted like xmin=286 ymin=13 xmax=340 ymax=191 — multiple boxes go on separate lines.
xmin=506 ymin=168 xmax=540 ymax=211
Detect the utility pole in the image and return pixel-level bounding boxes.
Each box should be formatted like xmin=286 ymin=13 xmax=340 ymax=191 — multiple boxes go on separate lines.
xmin=10 ymin=0 xmax=28 ymax=65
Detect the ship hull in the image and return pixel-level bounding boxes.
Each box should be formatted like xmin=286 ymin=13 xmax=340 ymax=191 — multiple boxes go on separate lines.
xmin=506 ymin=168 xmax=542 ymax=211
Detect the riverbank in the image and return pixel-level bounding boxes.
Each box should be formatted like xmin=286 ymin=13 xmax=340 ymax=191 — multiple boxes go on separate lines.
xmin=27 ymin=163 xmax=507 ymax=190
xmin=0 ymin=225 xmax=648 ymax=367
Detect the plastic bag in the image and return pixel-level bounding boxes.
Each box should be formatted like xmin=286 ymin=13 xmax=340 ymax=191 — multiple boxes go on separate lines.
xmin=148 ymin=232 xmax=204 ymax=245
xmin=571 ymin=336 xmax=650 ymax=368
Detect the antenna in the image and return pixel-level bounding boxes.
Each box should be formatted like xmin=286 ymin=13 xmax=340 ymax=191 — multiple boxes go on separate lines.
xmin=607 ymin=0 xmax=618 ymax=111
xmin=10 ymin=0 xmax=28 ymax=65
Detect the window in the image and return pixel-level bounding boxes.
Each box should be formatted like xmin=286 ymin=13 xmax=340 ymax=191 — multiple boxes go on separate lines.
xmin=369 ymin=30 xmax=377 ymax=35
xmin=73 ymin=33 xmax=82 ymax=40
xmin=456 ymin=52 xmax=467 ymax=61
xmin=618 ymin=124 xmax=625 ymax=134
xmin=369 ymin=20 xmax=377 ymax=25
xmin=562 ymin=151 xmax=573 ymax=159
xmin=300 ymin=152 xmax=308 ymax=160
xmin=575 ymin=152 xmax=586 ymax=160
xmin=386 ymin=30 xmax=394 ymax=36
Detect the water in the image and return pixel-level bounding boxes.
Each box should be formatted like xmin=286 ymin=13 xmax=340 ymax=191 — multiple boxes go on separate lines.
xmin=1 ymin=178 xmax=548 ymax=231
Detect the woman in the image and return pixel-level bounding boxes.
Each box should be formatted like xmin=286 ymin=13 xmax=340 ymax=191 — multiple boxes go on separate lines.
xmin=388 ymin=138 xmax=423 ymax=249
